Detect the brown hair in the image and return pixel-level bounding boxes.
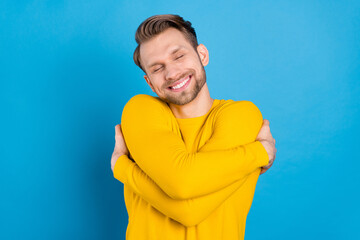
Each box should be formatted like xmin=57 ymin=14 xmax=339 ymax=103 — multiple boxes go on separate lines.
xmin=133 ymin=14 xmax=199 ymax=73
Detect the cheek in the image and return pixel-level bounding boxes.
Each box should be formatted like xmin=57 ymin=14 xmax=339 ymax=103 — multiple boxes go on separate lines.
xmin=181 ymin=59 xmax=199 ymax=73
xmin=153 ymin=78 xmax=167 ymax=90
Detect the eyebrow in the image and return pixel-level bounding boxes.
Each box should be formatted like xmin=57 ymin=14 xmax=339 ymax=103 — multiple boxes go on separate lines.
xmin=147 ymin=46 xmax=185 ymax=69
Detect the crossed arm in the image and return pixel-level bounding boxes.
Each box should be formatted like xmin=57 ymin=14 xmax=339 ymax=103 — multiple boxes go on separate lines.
xmin=114 ymin=154 xmax=252 ymax=226
xmin=113 ymin=94 xmax=269 ymax=226
xmin=119 ymin=94 xmax=269 ymax=199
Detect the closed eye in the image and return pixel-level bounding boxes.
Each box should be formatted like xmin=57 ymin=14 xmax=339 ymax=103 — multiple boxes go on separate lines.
xmin=153 ymin=66 xmax=163 ymax=73
xmin=175 ymin=55 xmax=184 ymax=60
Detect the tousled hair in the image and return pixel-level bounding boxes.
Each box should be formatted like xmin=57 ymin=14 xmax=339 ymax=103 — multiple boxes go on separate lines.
xmin=133 ymin=14 xmax=198 ymax=73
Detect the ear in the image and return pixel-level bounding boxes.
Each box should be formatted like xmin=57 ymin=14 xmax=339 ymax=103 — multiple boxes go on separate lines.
xmin=196 ymin=44 xmax=209 ymax=67
xmin=144 ymin=75 xmax=155 ymax=92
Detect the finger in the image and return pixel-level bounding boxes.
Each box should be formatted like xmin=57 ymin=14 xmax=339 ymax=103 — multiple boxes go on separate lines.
xmin=268 ymin=161 xmax=274 ymax=168
xmin=263 ymin=119 xmax=269 ymax=126
xmin=115 ymin=124 xmax=121 ymax=136
xmin=263 ymin=161 xmax=273 ymax=170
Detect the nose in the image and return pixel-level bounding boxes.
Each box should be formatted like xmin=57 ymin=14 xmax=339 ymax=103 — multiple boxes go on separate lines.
xmin=165 ymin=64 xmax=182 ymax=81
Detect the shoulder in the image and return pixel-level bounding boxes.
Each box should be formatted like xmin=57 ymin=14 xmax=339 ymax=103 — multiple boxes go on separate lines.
xmin=123 ymin=94 xmax=170 ymax=115
xmin=125 ymin=94 xmax=168 ymax=109
xmin=122 ymin=94 xmax=171 ymax=122
xmin=215 ymin=100 xmax=263 ymax=121
xmin=210 ymin=100 xmax=264 ymax=142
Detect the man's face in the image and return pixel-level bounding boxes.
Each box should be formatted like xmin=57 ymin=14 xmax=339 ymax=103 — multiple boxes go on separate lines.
xmin=140 ymin=28 xmax=209 ymax=105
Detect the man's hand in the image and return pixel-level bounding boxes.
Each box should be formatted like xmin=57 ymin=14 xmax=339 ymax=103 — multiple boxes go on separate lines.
xmin=256 ymin=119 xmax=277 ymax=175
xmin=111 ymin=124 xmax=129 ymax=172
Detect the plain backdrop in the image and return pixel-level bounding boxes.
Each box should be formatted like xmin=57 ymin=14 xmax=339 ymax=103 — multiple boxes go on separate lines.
xmin=1 ymin=0 xmax=359 ymax=239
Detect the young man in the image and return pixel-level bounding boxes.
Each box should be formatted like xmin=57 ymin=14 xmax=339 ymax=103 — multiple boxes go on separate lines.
xmin=111 ymin=14 xmax=276 ymax=240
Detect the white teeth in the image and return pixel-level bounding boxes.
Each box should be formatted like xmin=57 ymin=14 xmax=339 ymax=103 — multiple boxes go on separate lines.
xmin=171 ymin=76 xmax=190 ymax=89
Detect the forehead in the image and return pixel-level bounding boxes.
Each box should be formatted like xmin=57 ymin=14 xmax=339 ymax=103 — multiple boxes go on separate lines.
xmin=140 ymin=28 xmax=193 ymax=67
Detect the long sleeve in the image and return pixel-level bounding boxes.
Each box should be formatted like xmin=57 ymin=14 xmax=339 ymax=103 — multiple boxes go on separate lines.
xmin=113 ymin=154 xmax=253 ymax=227
xmin=121 ymin=94 xmax=269 ymax=199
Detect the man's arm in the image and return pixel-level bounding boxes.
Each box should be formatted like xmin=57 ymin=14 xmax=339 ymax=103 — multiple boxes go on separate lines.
xmin=113 ymin=154 xmax=253 ymax=227
xmin=111 ymin=100 xmax=276 ymax=226
xmin=121 ymin=94 xmax=272 ymax=199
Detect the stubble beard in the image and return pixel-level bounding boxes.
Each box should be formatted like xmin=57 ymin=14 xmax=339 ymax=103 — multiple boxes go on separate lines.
xmin=158 ymin=67 xmax=207 ymax=106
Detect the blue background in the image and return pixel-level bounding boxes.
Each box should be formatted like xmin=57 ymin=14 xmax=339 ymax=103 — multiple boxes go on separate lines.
xmin=1 ymin=1 xmax=359 ymax=239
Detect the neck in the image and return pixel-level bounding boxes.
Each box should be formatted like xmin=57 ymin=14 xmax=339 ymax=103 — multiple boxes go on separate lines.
xmin=168 ymin=83 xmax=214 ymax=119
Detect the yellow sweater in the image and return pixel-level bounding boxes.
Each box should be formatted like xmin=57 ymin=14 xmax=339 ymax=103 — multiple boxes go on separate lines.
xmin=113 ymin=94 xmax=269 ymax=240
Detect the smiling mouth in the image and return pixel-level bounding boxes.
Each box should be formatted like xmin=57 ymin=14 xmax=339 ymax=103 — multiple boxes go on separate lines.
xmin=168 ymin=75 xmax=192 ymax=91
